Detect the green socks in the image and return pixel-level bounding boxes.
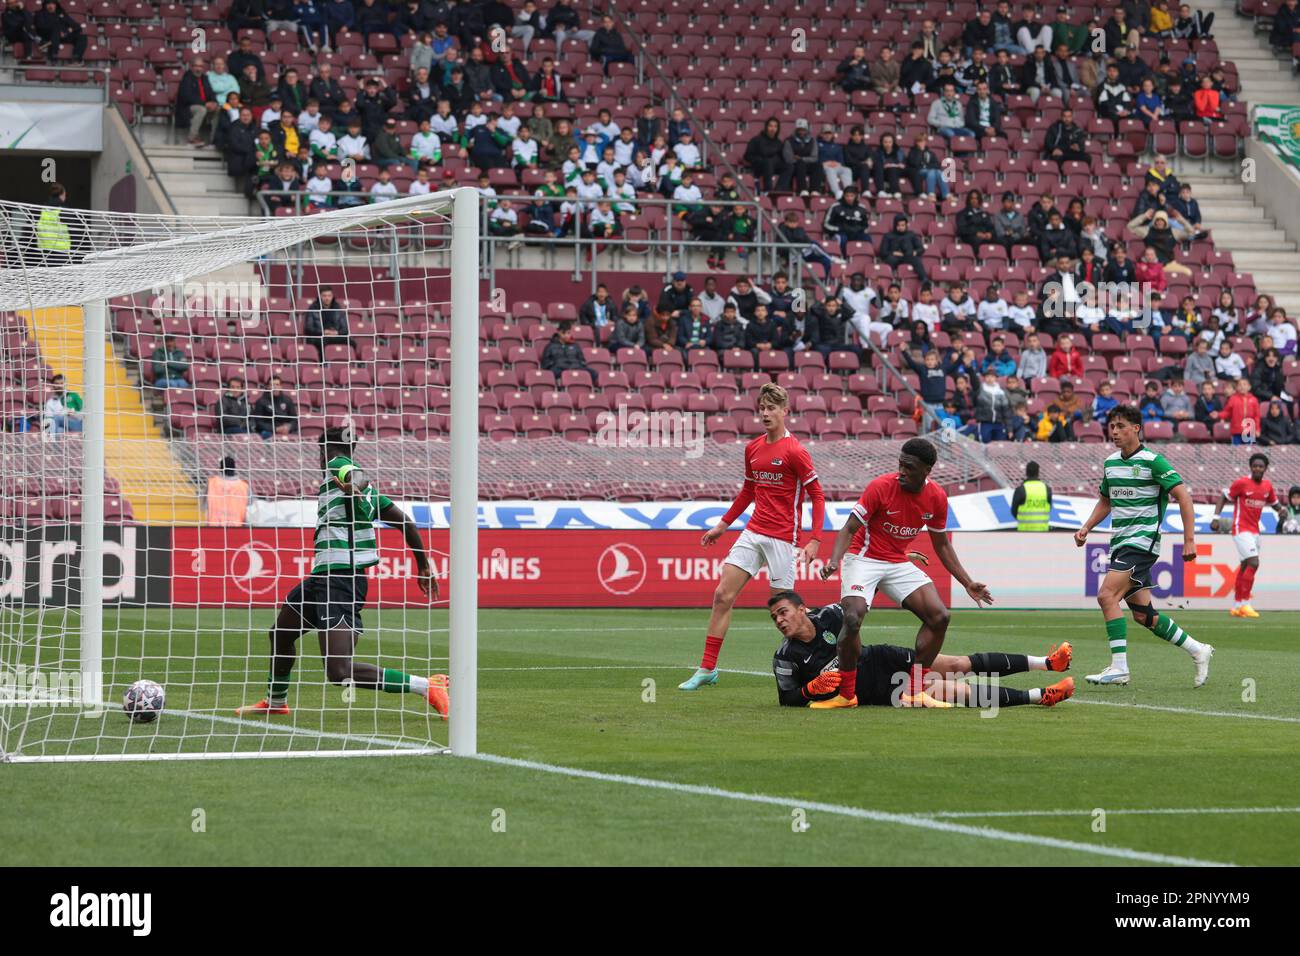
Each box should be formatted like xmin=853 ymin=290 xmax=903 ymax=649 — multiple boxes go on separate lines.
xmin=381 ymin=669 xmax=430 ymax=696
xmin=268 ymin=673 xmax=291 ymax=706
xmin=1152 ymin=614 xmax=1204 ymax=655
xmin=1105 ymin=617 xmax=1129 ymax=670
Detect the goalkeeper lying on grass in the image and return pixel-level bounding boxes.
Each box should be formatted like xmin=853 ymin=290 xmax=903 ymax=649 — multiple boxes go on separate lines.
xmin=768 ymin=590 xmax=1074 ymax=709
xmin=237 ymin=426 xmax=449 ymax=718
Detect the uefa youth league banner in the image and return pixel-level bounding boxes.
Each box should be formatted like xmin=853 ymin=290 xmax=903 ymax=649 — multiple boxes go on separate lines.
xmin=169 ymin=526 xmax=1300 ymax=610
xmin=244 ymin=492 xmax=1277 ymax=534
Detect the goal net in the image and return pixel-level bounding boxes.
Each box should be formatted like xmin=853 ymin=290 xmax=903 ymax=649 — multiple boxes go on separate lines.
xmin=0 ymin=189 xmax=479 ymax=763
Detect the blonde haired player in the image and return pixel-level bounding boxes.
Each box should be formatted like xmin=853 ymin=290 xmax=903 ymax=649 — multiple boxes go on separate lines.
xmin=679 ymin=383 xmax=825 ymax=690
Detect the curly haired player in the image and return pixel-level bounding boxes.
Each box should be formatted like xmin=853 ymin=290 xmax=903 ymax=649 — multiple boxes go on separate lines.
xmin=1212 ymin=452 xmax=1288 ymax=618
xmin=816 ymin=438 xmax=993 ymax=709
xmin=237 ymin=427 xmax=448 ymax=717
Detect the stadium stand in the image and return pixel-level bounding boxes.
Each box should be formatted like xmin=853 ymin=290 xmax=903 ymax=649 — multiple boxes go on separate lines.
xmin=4 ymin=0 xmax=1300 ymax=521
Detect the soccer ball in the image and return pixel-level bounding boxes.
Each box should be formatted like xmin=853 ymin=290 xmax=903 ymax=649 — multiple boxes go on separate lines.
xmin=123 ymin=680 xmax=165 ymax=723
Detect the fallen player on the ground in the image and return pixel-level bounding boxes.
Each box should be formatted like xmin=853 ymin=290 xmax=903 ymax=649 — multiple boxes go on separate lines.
xmin=767 ymin=591 xmax=1074 ymax=709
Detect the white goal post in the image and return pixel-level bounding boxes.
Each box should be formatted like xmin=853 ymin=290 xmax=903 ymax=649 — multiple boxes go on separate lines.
xmin=0 ymin=188 xmax=478 ymax=763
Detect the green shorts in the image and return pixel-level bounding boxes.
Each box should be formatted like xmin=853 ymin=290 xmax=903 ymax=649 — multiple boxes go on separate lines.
xmin=1108 ymin=546 xmax=1158 ymax=598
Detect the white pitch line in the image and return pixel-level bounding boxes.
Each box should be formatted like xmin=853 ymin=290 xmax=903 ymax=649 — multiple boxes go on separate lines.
xmin=481 ymin=665 xmax=1300 ymax=724
xmin=921 ymin=806 xmax=1300 ymax=819
xmin=170 ymin=707 xmax=436 ymax=751
xmin=1072 ymin=698 xmax=1300 ymax=724
xmin=471 ymin=753 xmax=1233 ymax=867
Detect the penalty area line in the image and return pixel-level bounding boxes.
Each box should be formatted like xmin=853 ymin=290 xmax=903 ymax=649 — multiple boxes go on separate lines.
xmin=470 ymin=753 xmax=1234 ymax=867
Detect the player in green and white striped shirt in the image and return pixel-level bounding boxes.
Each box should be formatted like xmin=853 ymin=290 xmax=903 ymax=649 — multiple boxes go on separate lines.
xmin=237 ymin=427 xmax=448 ymax=717
xmin=1074 ymin=405 xmax=1214 ymax=687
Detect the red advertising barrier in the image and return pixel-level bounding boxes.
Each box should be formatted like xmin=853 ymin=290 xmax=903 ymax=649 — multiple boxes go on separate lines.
xmin=171 ymin=529 xmax=951 ymax=608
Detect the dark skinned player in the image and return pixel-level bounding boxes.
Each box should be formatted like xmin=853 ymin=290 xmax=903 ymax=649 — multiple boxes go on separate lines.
xmin=817 ymin=438 xmax=993 ymax=708
xmin=237 ymin=427 xmax=448 ymax=717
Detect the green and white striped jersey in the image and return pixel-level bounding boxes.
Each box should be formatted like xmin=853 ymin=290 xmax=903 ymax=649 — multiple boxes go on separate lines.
xmin=312 ymin=456 xmax=393 ymax=574
xmin=1098 ymin=446 xmax=1183 ymax=553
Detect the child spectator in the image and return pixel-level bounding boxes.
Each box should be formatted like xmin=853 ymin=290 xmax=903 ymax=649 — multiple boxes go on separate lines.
xmin=1092 ymin=380 xmax=1119 ymax=425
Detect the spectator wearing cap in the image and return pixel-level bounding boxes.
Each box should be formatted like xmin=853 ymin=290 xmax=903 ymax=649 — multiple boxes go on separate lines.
xmin=207 ymin=456 xmax=252 ymax=527
xmin=964 ymin=80 xmax=1005 ymax=141
xmin=1052 ymin=5 xmax=1088 ymax=51
xmin=781 ymin=118 xmax=820 ymax=195
xmin=657 ymin=272 xmax=694 ymax=320
xmin=928 ymin=82 xmax=977 ymax=140
xmin=744 ymin=117 xmax=787 ymax=194
xmin=823 ymin=185 xmax=870 ymax=255
xmin=880 ymin=213 xmax=929 ymax=283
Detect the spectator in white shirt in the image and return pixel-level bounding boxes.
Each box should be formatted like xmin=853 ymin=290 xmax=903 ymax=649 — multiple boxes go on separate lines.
xmin=589 ymin=200 xmax=619 ymax=237
xmin=512 ymin=127 xmax=539 ymax=169
xmin=430 ymin=102 xmax=458 ymax=141
xmin=338 ymin=121 xmax=370 ymax=162
xmin=977 ymin=284 xmax=1009 ymax=330
xmin=369 ymin=168 xmax=399 ymax=202
xmin=297 ymin=100 xmax=324 ymax=135
xmin=698 ymin=276 xmax=726 ymax=323
xmin=497 ymin=103 xmax=522 ymax=139
xmin=409 ymin=167 xmax=432 ymax=195
xmin=1008 ymin=289 xmax=1036 ymax=331
xmin=588 ymin=108 xmax=620 ymax=144
xmin=673 ymin=130 xmax=702 ymax=168
xmin=1214 ymin=340 xmax=1246 ymax=380
xmin=575 ymin=168 xmax=606 ymax=211
xmin=410 ymin=120 xmax=442 ymax=166
xmin=912 ymin=285 xmax=941 ymax=330
xmin=612 ymin=127 xmax=638 ymax=167
xmin=1016 ymin=5 xmax=1053 ymax=52
xmin=305 ymin=162 xmax=333 ymax=207
xmin=309 ymin=116 xmax=338 ymax=160
xmin=1269 ymin=307 xmax=1297 ymax=355
xmin=608 ymin=169 xmax=636 ymax=213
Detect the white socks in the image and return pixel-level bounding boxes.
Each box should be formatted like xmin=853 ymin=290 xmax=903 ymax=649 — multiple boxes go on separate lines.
xmin=408 ymin=675 xmax=430 ymax=695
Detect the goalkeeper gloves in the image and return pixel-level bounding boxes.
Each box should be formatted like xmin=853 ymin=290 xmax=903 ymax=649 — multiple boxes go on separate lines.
xmin=803 ymin=670 xmax=842 ymax=699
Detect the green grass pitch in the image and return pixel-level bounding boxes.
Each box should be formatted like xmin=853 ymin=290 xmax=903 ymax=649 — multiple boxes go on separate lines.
xmin=3 ymin=607 xmax=1298 ymax=866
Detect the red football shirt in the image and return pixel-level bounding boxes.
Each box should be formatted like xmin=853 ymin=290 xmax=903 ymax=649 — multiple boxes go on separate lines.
xmin=1226 ymin=476 xmax=1276 ymax=535
xmin=739 ymin=431 xmax=818 ymax=545
xmin=848 ymin=474 xmax=949 ymax=562
xmin=1223 ymin=393 xmax=1261 ymax=437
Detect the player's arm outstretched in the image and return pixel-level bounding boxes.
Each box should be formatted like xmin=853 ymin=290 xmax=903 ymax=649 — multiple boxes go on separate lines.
xmin=928 ymin=528 xmax=992 ymax=606
xmin=380 ymin=500 xmax=439 ymax=600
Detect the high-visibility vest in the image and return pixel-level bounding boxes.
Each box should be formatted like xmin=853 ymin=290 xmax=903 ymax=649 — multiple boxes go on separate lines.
xmin=207 ymin=476 xmax=249 ymax=526
xmin=1017 ymin=479 xmax=1051 ymax=532
xmin=36 ymin=208 xmax=71 ymax=252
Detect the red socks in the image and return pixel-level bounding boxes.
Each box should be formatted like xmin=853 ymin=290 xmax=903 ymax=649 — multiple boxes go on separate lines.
xmin=1237 ymin=564 xmax=1257 ymax=602
xmin=838 ymin=667 xmax=857 ymax=700
xmin=701 ymin=635 xmax=724 ymax=671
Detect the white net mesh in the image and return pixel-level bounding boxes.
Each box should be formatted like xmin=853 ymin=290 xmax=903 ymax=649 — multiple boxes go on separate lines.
xmin=0 ymin=190 xmax=471 ymax=761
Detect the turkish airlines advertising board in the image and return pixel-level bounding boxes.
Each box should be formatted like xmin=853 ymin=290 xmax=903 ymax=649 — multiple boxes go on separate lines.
xmin=170 ymin=528 xmax=949 ymax=608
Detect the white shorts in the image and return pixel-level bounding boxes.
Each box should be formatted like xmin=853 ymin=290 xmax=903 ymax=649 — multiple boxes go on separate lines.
xmin=1233 ymin=532 xmax=1260 ymax=561
xmin=840 ymin=554 xmax=933 ymax=607
xmin=725 ymin=528 xmax=796 ymax=589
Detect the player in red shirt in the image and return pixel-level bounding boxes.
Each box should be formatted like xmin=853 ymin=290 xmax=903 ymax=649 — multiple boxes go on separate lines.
xmin=679 ymin=383 xmax=825 ymax=690
xmin=1212 ymin=452 xmax=1287 ymax=618
xmin=815 ymin=438 xmax=993 ymax=708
